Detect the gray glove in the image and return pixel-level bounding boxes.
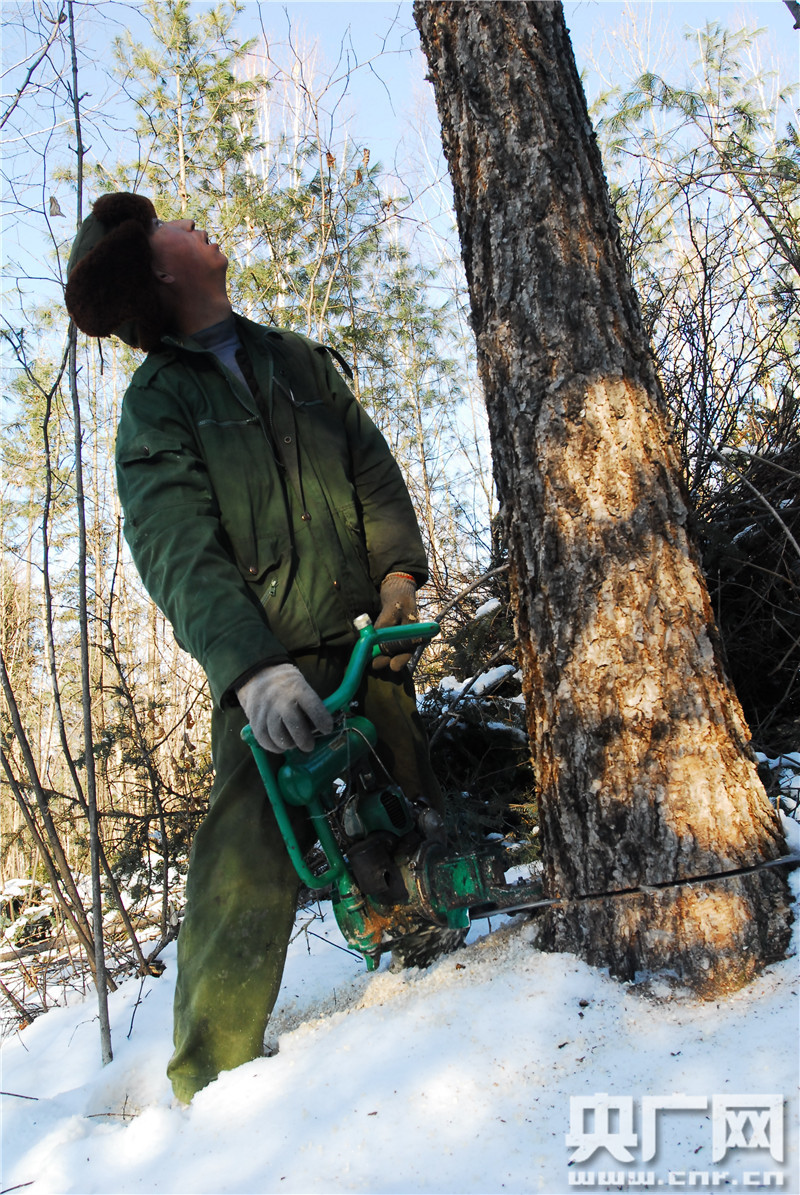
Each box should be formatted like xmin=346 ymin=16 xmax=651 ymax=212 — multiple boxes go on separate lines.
xmin=237 ymin=663 xmax=333 ymax=754
xmin=373 ymin=572 xmax=420 ymax=672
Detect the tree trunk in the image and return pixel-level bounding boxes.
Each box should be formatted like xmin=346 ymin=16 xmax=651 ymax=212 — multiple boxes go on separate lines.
xmin=67 ymin=0 xmax=112 ymax=1062
xmin=414 ymin=0 xmax=793 ymax=993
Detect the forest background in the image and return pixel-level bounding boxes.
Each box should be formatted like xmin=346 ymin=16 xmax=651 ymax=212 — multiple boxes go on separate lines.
xmin=1 ymin=0 xmax=798 ymax=1019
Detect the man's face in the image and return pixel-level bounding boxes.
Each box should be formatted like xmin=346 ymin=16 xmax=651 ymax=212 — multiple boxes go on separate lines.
xmin=149 ymin=218 xmax=227 ymax=291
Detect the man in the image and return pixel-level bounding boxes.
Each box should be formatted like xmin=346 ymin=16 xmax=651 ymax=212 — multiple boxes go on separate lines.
xmin=65 ymin=192 xmax=442 ymax=1104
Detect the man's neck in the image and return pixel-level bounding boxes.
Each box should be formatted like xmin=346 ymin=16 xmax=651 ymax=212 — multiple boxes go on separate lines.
xmin=175 ymin=295 xmax=234 ymax=339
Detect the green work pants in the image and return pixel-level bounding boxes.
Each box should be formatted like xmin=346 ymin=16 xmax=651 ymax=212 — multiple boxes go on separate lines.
xmin=167 ymin=649 xmax=441 ymax=1104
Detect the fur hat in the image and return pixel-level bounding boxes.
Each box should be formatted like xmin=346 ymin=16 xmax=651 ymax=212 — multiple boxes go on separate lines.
xmin=64 ymin=193 xmax=166 ymax=350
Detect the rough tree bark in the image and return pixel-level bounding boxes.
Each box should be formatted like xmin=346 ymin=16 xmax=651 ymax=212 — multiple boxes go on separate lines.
xmin=415 ymin=0 xmax=793 ymax=992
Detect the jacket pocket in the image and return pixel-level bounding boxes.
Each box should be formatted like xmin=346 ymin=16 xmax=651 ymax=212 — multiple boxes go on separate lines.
xmin=194 ymin=420 xmax=284 ymax=555
xmin=229 ymin=534 xmax=318 ymax=650
xmin=117 ymin=430 xmax=186 ymax=466
xmin=116 ymin=432 xmax=210 ymax=528
xmin=330 ymin=512 xmax=380 ymax=603
xmin=228 ymin=533 xmax=284 ymax=588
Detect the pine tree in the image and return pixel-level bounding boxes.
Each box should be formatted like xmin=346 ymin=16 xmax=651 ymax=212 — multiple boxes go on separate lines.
xmin=415 ymin=0 xmax=793 ymax=993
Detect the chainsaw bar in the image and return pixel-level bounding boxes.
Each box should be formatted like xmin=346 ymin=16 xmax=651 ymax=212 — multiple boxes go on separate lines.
xmin=461 ymin=849 xmax=800 ymax=924
xmin=376 ymin=849 xmax=800 ymax=962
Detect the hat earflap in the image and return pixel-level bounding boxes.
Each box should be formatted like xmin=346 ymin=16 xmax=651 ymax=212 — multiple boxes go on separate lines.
xmin=65 ymin=196 xmax=165 ymax=349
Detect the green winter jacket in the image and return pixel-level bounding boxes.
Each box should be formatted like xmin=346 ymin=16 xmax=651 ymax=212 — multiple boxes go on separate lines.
xmin=115 ymin=315 xmax=428 ymax=706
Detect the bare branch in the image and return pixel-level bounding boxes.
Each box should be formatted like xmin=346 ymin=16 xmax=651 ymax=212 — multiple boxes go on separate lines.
xmin=0 ymin=7 xmax=66 ymax=132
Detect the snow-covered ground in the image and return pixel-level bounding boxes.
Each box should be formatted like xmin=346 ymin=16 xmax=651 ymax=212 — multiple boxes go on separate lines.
xmin=2 ymin=817 xmax=798 ymax=1195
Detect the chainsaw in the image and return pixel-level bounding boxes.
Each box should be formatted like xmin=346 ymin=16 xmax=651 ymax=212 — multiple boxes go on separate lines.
xmin=242 ymin=615 xmax=545 ymax=970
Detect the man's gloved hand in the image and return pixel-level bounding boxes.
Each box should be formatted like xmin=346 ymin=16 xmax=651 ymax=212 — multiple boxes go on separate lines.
xmin=237 ymin=663 xmax=334 ymax=754
xmin=373 ymin=572 xmax=421 ymax=672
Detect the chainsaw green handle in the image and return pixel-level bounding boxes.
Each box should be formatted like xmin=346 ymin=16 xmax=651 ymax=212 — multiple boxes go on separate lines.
xmin=242 ymin=722 xmax=348 ymax=889
xmin=241 ymin=616 xmax=440 ymax=893
xmin=322 ymin=619 xmax=440 ymax=716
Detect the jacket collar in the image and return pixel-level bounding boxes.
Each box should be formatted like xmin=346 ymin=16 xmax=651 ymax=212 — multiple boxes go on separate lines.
xmin=133 ymin=314 xmax=283 ymax=394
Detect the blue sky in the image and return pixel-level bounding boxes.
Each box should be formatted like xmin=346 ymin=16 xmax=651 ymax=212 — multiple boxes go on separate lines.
xmin=2 ymin=1 xmax=795 ymax=315
xmin=230 ymin=2 xmax=798 ymax=158
xmin=75 ymin=1 xmax=796 ymax=174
